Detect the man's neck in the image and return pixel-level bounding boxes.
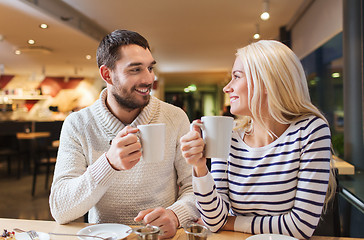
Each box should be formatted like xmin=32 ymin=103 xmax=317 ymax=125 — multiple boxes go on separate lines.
xmin=105 ymin=94 xmax=142 ymax=125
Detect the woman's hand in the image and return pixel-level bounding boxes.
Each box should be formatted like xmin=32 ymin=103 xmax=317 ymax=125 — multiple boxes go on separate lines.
xmin=180 ymin=120 xmax=208 ymax=177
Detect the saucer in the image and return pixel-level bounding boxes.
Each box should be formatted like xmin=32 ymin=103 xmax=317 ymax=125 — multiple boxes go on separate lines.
xmin=77 ymin=223 xmax=132 ymax=240
xmin=246 ymin=233 xmax=298 ymax=240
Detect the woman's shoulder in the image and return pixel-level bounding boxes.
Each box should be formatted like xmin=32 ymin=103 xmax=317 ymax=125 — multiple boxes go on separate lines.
xmin=293 ymin=115 xmax=328 ymax=128
xmin=289 ymin=115 xmax=330 ymax=137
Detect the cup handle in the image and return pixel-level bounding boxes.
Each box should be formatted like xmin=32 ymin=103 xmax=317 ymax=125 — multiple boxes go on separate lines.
xmin=190 ymin=122 xmax=206 ymax=147
xmin=190 ymin=122 xmax=204 ymax=132
xmin=134 ymin=132 xmax=142 ymax=153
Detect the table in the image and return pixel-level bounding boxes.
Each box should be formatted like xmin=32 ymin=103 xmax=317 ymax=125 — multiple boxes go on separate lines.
xmin=16 ymin=132 xmax=52 ymax=195
xmin=0 ymin=218 xmax=363 ymax=240
xmin=16 ymin=132 xmax=51 ymax=140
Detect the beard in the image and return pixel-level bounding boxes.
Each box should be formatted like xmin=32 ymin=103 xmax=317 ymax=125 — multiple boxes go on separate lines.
xmin=111 ymin=82 xmax=151 ymax=110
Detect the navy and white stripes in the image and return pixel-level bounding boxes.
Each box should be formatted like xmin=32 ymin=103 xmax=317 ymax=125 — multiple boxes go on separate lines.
xmin=192 ymin=115 xmax=331 ymax=239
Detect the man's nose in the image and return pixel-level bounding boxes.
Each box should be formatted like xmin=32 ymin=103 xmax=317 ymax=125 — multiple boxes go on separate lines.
xmin=141 ymin=69 xmax=155 ymax=84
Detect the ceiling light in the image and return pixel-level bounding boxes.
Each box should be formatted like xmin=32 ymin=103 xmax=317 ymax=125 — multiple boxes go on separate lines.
xmin=28 ymin=39 xmax=35 ymax=45
xmin=260 ymin=0 xmax=270 ymax=21
xmin=332 ymin=72 xmax=340 ymax=78
xmin=85 ymin=55 xmax=92 ymax=60
xmin=39 ymin=23 xmax=48 ymax=29
xmin=15 ymin=50 xmax=21 ymax=55
xmin=184 ymin=84 xmax=197 ymax=93
xmin=17 ymin=46 xmax=52 ymax=54
xmin=253 ymin=24 xmax=260 ymax=40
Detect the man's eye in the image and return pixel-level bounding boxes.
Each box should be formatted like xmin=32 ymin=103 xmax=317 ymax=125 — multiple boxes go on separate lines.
xmin=148 ymin=66 xmax=154 ymax=72
xmin=130 ymin=68 xmax=141 ymax=73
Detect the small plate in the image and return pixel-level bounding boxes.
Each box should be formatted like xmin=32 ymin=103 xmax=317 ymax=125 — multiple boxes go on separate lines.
xmin=77 ymin=223 xmax=132 ymax=240
xmin=246 ymin=234 xmax=298 ymax=240
xmin=15 ymin=232 xmax=50 ymax=240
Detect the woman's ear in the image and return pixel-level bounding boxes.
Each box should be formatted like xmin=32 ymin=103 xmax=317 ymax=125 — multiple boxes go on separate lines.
xmin=99 ymin=65 xmax=112 ymax=84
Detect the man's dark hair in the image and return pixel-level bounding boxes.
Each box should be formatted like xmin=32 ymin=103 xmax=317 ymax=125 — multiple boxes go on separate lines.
xmin=96 ymin=29 xmax=151 ymax=69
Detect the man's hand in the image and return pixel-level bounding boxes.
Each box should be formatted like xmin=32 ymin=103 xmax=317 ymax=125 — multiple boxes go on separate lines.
xmin=106 ymin=126 xmax=142 ymax=170
xmin=134 ymin=207 xmax=179 ymax=239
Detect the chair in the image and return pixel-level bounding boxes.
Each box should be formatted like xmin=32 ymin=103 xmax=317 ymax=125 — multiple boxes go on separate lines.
xmin=15 ymin=132 xmax=56 ymax=196
xmin=0 ymin=135 xmax=21 ymax=178
xmin=31 ymin=138 xmax=58 ymax=196
xmin=313 ymin=169 xmax=341 ymax=237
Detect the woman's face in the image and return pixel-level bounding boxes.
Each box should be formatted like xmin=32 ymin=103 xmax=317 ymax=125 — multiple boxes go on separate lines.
xmin=223 ymin=56 xmax=251 ymax=116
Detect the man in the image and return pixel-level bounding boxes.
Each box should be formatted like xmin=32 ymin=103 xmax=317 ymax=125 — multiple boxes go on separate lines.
xmin=49 ymin=30 xmax=199 ymax=239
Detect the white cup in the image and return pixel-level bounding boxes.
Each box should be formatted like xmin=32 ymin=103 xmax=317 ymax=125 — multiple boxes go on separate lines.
xmin=137 ymin=123 xmax=165 ymax=162
xmin=191 ymin=116 xmax=234 ymax=159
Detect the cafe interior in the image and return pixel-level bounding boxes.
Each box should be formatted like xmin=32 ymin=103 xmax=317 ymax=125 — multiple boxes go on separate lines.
xmin=0 ymin=0 xmax=363 ymax=239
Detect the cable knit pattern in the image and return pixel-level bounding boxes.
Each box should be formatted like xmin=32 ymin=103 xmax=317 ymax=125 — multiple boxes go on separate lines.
xmin=49 ymin=89 xmax=199 ymax=226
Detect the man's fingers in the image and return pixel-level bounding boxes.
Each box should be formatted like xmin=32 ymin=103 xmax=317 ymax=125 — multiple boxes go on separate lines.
xmin=134 ymin=208 xmax=155 ymax=222
xmin=142 ymin=208 xmax=162 ymax=225
xmin=117 ymin=126 xmax=139 ymax=138
xmin=112 ymin=133 xmax=140 ymax=152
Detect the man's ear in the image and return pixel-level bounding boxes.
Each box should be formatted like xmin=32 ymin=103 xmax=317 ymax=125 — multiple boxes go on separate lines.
xmin=99 ymin=65 xmax=112 ymax=84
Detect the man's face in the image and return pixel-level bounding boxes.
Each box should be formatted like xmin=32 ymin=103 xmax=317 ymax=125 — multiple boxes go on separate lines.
xmin=109 ymin=44 xmax=156 ymax=110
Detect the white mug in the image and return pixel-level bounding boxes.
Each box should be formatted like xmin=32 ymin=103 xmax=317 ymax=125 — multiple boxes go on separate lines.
xmin=137 ymin=123 xmax=165 ymax=162
xmin=191 ymin=116 xmax=234 ymax=159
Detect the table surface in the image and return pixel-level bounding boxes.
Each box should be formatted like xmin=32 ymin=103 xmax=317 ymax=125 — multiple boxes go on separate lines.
xmin=16 ymin=132 xmax=51 ymax=139
xmin=0 ymin=218 xmax=363 ymax=240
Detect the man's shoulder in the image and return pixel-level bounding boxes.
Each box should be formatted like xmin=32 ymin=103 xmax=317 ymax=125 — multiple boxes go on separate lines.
xmin=151 ymin=97 xmax=189 ymax=126
xmin=160 ymin=100 xmax=181 ymax=110
xmin=155 ymin=97 xmax=186 ymax=114
xmin=63 ymin=100 xmax=98 ymax=125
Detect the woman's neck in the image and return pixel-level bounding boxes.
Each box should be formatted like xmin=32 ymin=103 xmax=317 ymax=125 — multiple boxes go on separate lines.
xmin=243 ymin=118 xmax=289 ymax=148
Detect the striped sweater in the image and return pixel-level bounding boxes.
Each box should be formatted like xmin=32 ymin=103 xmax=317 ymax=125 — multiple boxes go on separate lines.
xmin=193 ymin=115 xmax=331 ymax=239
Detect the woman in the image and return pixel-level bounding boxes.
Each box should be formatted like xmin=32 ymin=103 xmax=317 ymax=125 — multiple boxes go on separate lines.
xmin=180 ymin=40 xmax=335 ymax=239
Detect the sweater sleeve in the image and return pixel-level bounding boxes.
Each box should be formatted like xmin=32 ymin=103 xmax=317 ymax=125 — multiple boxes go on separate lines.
xmin=49 ymin=113 xmax=116 ymax=224
xmin=165 ymin=107 xmax=200 ymax=227
xmin=193 ymin=158 xmax=231 ymax=232
xmin=234 ymin=119 xmax=331 ymax=239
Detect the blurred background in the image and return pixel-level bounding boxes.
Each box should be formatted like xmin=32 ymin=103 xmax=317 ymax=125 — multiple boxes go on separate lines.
xmin=0 ymin=0 xmax=363 ymax=237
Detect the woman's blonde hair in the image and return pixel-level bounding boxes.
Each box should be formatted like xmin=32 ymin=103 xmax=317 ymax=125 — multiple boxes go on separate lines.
xmin=235 ymin=40 xmax=336 ymax=209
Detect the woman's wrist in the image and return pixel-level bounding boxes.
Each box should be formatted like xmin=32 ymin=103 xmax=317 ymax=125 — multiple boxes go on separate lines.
xmin=193 ymin=165 xmax=208 ymax=177
xmin=222 ymin=216 xmax=236 ymax=231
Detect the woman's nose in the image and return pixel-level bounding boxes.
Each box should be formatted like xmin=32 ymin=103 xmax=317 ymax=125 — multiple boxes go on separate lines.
xmin=223 ymin=81 xmax=232 ymax=93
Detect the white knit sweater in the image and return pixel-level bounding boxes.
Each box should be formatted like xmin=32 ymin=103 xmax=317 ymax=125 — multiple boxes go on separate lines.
xmin=49 ymin=89 xmax=199 ymax=226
